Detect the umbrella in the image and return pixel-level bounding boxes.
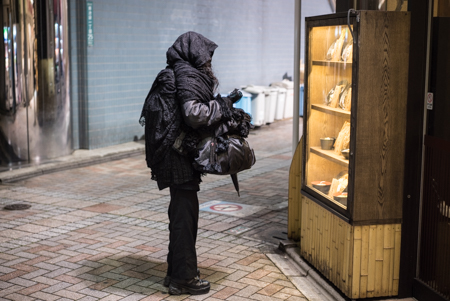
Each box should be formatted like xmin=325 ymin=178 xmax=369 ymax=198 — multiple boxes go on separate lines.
xmin=230 ymin=174 xmax=240 ymax=197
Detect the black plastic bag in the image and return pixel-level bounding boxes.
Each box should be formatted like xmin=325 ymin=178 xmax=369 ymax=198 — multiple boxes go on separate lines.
xmin=193 ymin=135 xmax=256 ymax=175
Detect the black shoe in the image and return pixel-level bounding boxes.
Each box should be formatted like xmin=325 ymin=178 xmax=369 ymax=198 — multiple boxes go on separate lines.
xmin=163 ymin=269 xmax=200 ymax=288
xmin=163 ymin=275 xmax=171 ymax=287
xmin=168 ymin=277 xmax=210 ymax=295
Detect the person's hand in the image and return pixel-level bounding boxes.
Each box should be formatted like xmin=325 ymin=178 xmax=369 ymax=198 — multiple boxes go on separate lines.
xmin=228 ymin=89 xmax=243 ymax=104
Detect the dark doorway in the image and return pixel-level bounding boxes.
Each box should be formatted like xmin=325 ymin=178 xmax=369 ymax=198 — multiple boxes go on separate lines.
xmin=415 ymin=11 xmax=450 ymax=301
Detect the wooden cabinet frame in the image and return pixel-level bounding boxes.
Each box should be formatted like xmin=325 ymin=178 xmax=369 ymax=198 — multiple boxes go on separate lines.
xmin=301 ymin=11 xmax=410 ymax=225
xmin=299 ymin=11 xmax=410 ymax=299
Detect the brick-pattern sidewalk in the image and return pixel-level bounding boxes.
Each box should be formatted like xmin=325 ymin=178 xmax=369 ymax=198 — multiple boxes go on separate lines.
xmin=0 ymin=120 xmax=306 ymax=301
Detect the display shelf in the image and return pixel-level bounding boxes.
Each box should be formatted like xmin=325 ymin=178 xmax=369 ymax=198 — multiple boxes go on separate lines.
xmin=310 ymin=146 xmax=349 ymax=166
xmin=305 ymin=12 xmax=409 ymax=223
xmin=306 ymin=185 xmax=347 ymax=209
xmin=300 ymin=11 xmax=410 ymax=300
xmin=312 ymin=60 xmax=352 ymax=67
xmin=311 ymin=104 xmax=351 ymax=117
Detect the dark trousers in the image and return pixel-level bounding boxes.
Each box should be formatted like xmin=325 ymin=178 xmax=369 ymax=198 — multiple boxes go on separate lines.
xmin=167 ymin=184 xmax=199 ymax=280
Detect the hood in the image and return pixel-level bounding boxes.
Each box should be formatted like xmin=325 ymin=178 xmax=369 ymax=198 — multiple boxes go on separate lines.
xmin=166 ymin=31 xmax=218 ymax=68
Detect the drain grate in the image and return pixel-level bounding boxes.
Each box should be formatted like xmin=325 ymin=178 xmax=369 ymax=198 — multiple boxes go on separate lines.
xmin=4 ymin=204 xmax=31 ymax=210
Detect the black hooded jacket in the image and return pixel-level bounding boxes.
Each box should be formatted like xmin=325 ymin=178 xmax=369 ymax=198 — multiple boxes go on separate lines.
xmin=140 ymin=32 xmax=232 ymax=189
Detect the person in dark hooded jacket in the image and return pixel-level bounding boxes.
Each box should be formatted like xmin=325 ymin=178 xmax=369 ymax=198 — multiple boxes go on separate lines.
xmin=140 ymin=32 xmax=239 ymax=295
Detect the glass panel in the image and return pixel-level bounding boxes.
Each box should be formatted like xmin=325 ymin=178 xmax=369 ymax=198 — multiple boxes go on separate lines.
xmin=305 ymin=25 xmax=353 ymax=209
xmin=0 ymin=0 xmax=71 ymax=168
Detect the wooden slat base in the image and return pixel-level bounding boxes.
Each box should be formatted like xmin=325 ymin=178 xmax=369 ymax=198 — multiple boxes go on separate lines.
xmin=300 ymin=198 xmax=401 ymax=299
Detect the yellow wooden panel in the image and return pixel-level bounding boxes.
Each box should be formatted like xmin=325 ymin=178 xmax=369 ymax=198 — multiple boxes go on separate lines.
xmin=360 ymin=275 xmax=368 ymax=298
xmin=384 ymin=224 xmax=394 ymax=248
xmin=393 ymin=224 xmax=402 ymax=281
xmin=327 ymin=210 xmax=331 ymax=276
xmin=335 ymin=217 xmax=340 ymax=282
xmin=335 ymin=218 xmax=340 ymax=283
xmin=299 ymin=197 xmax=402 ymax=299
xmin=311 ymin=204 xmax=316 ymax=264
xmin=388 ymin=225 xmax=396 ymax=295
xmin=375 ymin=224 xmax=384 ymax=295
xmin=312 ymin=204 xmax=317 ymax=265
xmin=288 ymin=139 xmax=303 ymax=240
xmin=381 ymin=225 xmax=392 ymax=295
xmin=298 ymin=195 xmax=303 ymax=236
xmin=306 ymin=200 xmax=311 ymax=258
xmin=382 ymin=248 xmax=391 ymax=295
xmin=359 ymin=226 xmax=369 ymax=298
xmin=389 ymin=247 xmax=395 ymax=295
xmin=300 ymin=199 xmax=308 ymax=259
xmin=320 ymin=209 xmax=325 ymax=275
xmin=337 ymin=220 xmax=345 ymax=286
xmin=367 ymin=225 xmax=377 ymax=295
xmin=307 ymin=201 xmax=312 ymax=260
xmin=343 ymin=222 xmax=351 ymax=295
xmin=376 ymin=225 xmax=384 ymax=260
xmin=329 ymin=216 xmax=334 ymax=282
xmin=352 ymin=226 xmax=362 ymax=298
xmin=318 ymin=209 xmax=324 ymax=272
xmin=325 ymin=211 xmax=331 ymax=278
xmin=288 ymin=194 xmax=299 ymax=238
xmin=361 ymin=226 xmax=369 ymax=275
xmin=375 ymin=260 xmax=383 ymax=295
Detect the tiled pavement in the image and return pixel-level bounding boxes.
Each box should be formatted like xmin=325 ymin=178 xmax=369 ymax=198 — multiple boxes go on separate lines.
xmin=0 ymin=120 xmax=310 ymax=301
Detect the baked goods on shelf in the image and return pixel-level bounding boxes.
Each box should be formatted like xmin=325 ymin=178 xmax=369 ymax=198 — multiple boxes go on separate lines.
xmin=328 ymin=173 xmax=348 ymax=198
xmin=326 ymin=29 xmax=347 ymax=61
xmin=341 ymin=40 xmax=353 ymax=62
xmin=334 ymin=121 xmax=351 ymax=155
xmin=339 ymin=87 xmax=352 ymax=111
xmin=329 ymin=85 xmax=342 ymax=108
xmin=326 ymin=80 xmax=350 ymax=108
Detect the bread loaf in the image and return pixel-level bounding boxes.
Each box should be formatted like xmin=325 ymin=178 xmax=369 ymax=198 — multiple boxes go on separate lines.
xmin=328 ymin=178 xmax=339 ymax=198
xmin=334 ymin=121 xmax=351 ymax=155
xmin=337 ymin=174 xmax=348 ymax=192
xmin=344 ymin=87 xmax=352 ymax=111
xmin=342 ymin=42 xmax=353 ymax=62
xmin=329 ymin=85 xmax=342 ymax=108
xmin=332 ymin=29 xmax=346 ymax=61
xmin=328 ymin=174 xmax=349 ymax=198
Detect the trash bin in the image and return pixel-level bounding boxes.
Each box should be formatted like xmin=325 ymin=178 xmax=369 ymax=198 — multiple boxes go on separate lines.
xmin=272 ymin=79 xmax=294 ymax=119
xmin=233 ymin=90 xmax=252 ymax=116
xmin=220 ymin=90 xmax=252 ymax=117
xmin=283 ymin=81 xmax=294 ymax=119
xmin=273 ymin=86 xmax=286 ymax=120
xmin=242 ymin=86 xmax=265 ymax=126
xmin=265 ymin=87 xmax=278 ymax=124
xmin=247 ymin=85 xmax=277 ymax=124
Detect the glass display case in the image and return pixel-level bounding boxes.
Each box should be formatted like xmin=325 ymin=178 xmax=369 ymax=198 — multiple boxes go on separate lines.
xmin=304 ymin=24 xmax=353 ymax=211
xmin=298 ymin=11 xmax=411 ymax=300
xmin=302 ymin=11 xmax=410 ymax=223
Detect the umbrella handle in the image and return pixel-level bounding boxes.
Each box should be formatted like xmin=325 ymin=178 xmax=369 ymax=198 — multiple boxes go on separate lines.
xmin=230 ymin=174 xmax=240 ymax=197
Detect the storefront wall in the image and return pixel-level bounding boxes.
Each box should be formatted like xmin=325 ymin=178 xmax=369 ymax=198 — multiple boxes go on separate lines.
xmin=68 ymin=0 xmax=295 ymax=150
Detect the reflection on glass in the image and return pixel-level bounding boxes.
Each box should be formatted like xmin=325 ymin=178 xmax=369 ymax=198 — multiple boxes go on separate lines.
xmin=305 ymin=25 xmax=353 ymax=209
xmin=1 ymin=0 xmax=71 ymax=167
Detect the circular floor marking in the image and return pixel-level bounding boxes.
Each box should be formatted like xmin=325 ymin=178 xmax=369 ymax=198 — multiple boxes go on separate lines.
xmin=210 ymin=204 xmax=243 ymax=212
